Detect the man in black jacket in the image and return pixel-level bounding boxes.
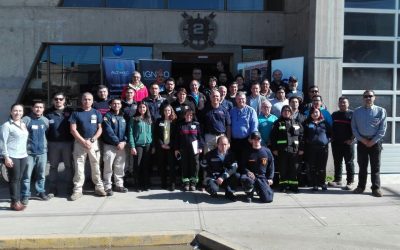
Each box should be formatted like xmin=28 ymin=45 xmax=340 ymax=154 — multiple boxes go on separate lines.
xmin=204 ymin=136 xmax=238 ymax=201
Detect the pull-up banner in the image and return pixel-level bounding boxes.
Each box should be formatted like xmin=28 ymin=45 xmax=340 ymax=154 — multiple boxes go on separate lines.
xmin=102 ymin=58 xmax=135 ymax=97
xmin=139 ymin=59 xmax=172 ymax=90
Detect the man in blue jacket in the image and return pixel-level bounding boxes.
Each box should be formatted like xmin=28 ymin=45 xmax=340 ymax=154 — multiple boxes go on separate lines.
xmin=21 ymin=101 xmax=51 ymax=206
xmin=102 ymin=98 xmax=128 ymax=195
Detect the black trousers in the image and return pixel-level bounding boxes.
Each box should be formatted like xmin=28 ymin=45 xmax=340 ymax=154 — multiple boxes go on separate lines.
xmin=332 ymin=142 xmax=355 ymax=183
xmin=231 ymin=138 xmax=251 ymax=172
xmin=206 ymin=173 xmax=240 ymax=194
xmin=357 ymin=141 xmax=382 ymax=190
xmin=134 ymin=144 xmax=151 ymax=189
xmin=7 ymin=157 xmax=27 ymax=202
xmin=277 ymin=151 xmax=299 ymax=187
xmin=306 ymin=144 xmax=329 ymax=187
xmin=180 ymin=147 xmax=199 ymax=185
xmin=157 ymin=146 xmax=176 ymax=187
xmin=240 ymin=175 xmax=274 ymax=203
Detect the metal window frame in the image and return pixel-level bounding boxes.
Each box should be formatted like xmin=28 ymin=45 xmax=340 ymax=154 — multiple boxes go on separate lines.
xmin=344 ymin=2 xmax=400 ymax=144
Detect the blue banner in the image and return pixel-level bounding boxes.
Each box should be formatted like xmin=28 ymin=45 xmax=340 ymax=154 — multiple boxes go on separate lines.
xmin=139 ymin=59 xmax=172 ymax=89
xmin=102 ymin=58 xmax=135 ymax=97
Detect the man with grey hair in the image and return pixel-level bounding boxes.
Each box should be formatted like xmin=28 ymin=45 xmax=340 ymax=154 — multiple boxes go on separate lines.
xmin=69 ymin=92 xmax=106 ymax=201
xmin=258 ymin=99 xmax=278 ymax=147
xmin=230 ymin=92 xmax=258 ymax=172
xmin=218 ymin=85 xmax=233 ymax=111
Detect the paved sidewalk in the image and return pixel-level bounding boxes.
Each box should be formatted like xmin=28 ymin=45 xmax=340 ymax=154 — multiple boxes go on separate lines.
xmin=0 ymin=175 xmax=399 ymax=249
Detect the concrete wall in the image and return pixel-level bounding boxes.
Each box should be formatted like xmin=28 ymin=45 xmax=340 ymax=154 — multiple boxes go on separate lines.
xmin=0 ymin=4 xmax=285 ymax=121
xmin=308 ymin=0 xmax=344 ymax=113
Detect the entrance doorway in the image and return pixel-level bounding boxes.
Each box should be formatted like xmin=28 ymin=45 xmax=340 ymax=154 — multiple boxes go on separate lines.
xmin=163 ymin=52 xmax=233 ymax=86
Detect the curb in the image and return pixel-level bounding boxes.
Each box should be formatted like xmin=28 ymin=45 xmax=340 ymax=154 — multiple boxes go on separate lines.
xmin=196 ymin=231 xmax=250 ymax=250
xmin=0 ymin=231 xmax=196 ymax=249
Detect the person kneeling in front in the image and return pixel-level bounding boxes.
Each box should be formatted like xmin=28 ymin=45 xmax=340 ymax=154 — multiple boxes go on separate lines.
xmin=203 ymin=136 xmax=239 ymax=201
xmin=240 ymin=131 xmax=274 ymax=203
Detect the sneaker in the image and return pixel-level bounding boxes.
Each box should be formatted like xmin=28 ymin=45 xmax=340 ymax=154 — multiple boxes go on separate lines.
xmin=95 ymin=189 xmax=107 ymax=196
xmin=321 ymin=184 xmax=328 ymax=191
xmin=328 ymin=181 xmax=342 ymax=187
xmin=225 ymin=191 xmax=237 ymax=202
xmin=183 ymin=184 xmax=190 ymax=192
xmin=353 ymin=187 xmax=364 ymax=194
xmin=48 ymin=187 xmax=58 ymax=197
xmin=342 ymin=182 xmax=354 ymax=191
xmin=372 ymin=189 xmax=383 ymax=197
xmin=114 ymin=186 xmax=128 ymax=193
xmin=70 ymin=192 xmax=83 ymax=201
xmin=21 ymin=197 xmax=29 ymax=206
xmin=37 ymin=192 xmax=50 ymax=201
xmin=105 ymin=189 xmax=113 ymax=196
xmin=190 ymin=185 xmax=196 ymax=191
xmin=10 ymin=201 xmax=25 ymax=211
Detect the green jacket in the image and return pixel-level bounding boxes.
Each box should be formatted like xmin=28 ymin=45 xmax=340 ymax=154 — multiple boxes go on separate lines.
xmin=128 ymin=118 xmax=152 ymax=148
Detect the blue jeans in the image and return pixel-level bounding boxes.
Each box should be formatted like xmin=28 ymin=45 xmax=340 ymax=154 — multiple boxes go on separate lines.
xmin=21 ymin=154 xmax=47 ymax=198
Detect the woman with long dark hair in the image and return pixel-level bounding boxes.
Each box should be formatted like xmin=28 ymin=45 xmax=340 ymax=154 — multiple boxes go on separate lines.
xmin=128 ymin=102 xmax=152 ymax=191
xmin=303 ymin=107 xmax=331 ymax=191
xmin=154 ymin=104 xmax=177 ymax=191
xmin=0 ymin=103 xmax=29 ymax=211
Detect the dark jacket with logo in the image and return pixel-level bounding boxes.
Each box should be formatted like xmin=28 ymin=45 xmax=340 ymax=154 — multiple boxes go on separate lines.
xmin=44 ymin=106 xmax=74 ymax=142
xmin=22 ymin=114 xmax=49 ymax=155
xmin=270 ymin=117 xmax=304 ymax=153
xmin=102 ymin=111 xmax=127 ymax=146
xmin=205 ymin=148 xmax=237 ymax=180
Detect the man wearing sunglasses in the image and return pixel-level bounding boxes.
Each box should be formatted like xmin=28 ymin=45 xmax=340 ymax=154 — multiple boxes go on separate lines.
xmin=351 ymin=90 xmax=387 ymax=197
xmin=45 ymin=92 xmax=75 ymax=197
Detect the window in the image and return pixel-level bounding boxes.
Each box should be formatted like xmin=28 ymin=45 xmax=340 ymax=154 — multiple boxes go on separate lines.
xmin=20 ymin=44 xmax=153 ymax=108
xmin=106 ymin=0 xmax=164 ymax=9
xmin=343 ymin=68 xmax=393 ymax=90
xmin=62 ymin=0 xmax=104 ymax=7
xmin=168 ymin=0 xmax=224 ymax=10
xmin=227 ymin=0 xmax=264 ymax=11
xmin=345 ymin=13 xmax=394 ymax=36
xmin=343 ymin=40 xmax=394 ymax=63
xmin=345 ymin=0 xmax=396 ymax=9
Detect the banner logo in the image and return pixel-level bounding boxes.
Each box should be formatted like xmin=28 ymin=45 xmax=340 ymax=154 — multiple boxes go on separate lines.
xmin=180 ymin=12 xmax=217 ymax=50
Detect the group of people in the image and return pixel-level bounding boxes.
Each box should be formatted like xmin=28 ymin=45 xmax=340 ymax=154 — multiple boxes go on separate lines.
xmin=0 ymin=67 xmax=387 ymax=211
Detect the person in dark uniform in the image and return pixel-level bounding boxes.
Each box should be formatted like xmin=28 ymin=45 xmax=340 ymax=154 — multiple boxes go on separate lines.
xmin=328 ymin=96 xmax=355 ymax=190
xmin=351 ymin=90 xmax=387 ymax=197
xmin=45 ymin=92 xmax=74 ymax=196
xmin=270 ymin=105 xmax=304 ymax=193
xmin=102 ymin=98 xmax=128 ymax=196
xmin=241 ymin=131 xmax=274 ymax=203
xmin=204 ymin=136 xmax=239 ymax=201
xmin=171 ymin=88 xmax=196 ymax=122
xmin=173 ymin=109 xmax=204 ymax=191
xmin=143 ymin=83 xmax=167 ymax=122
xmin=289 ymin=96 xmax=306 ymax=124
xmin=303 ymin=107 xmax=331 ymax=191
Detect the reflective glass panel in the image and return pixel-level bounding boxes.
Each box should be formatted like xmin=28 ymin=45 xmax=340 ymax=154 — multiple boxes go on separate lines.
xmin=168 ymin=0 xmax=224 ymax=10
xmin=396 ymin=122 xmax=400 ymax=143
xmin=345 ymin=0 xmax=395 ymax=9
xmin=20 ymin=47 xmax=49 ymax=106
xmin=102 ymin=46 xmax=152 ymax=62
xmin=343 ymin=68 xmax=392 ymax=90
xmin=106 ymin=0 xmax=164 ymax=8
xmin=383 ymin=122 xmax=392 ymax=143
xmin=345 ymin=13 xmax=394 ymax=36
xmin=397 ymin=96 xmax=400 ymax=116
xmin=346 ymin=95 xmax=392 ymax=117
xmin=49 ymin=45 xmax=101 ymax=107
xmin=227 ymin=0 xmax=264 ymax=11
xmin=343 ymin=40 xmax=394 ymax=63
xmin=63 ymin=0 xmax=104 ymax=7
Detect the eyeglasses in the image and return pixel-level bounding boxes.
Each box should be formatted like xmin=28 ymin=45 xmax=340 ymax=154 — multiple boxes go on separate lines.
xmin=54 ymin=98 xmax=64 ymax=101
xmin=363 ymin=95 xmax=374 ymax=98
xmin=310 ymin=90 xmax=319 ymax=93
